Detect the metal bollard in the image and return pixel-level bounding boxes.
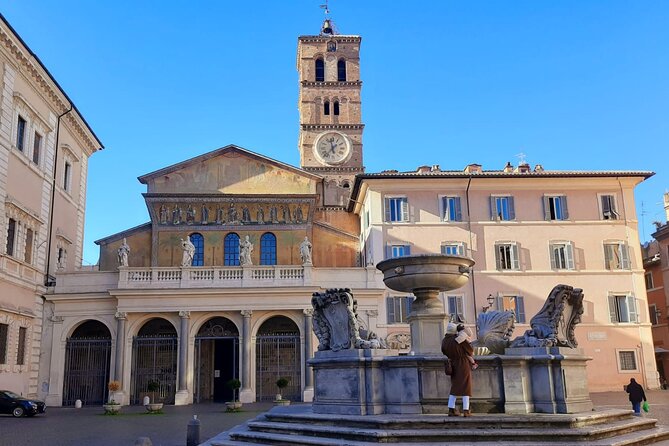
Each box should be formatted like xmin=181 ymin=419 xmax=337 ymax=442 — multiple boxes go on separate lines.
xmin=186 ymin=414 xmax=200 ymax=446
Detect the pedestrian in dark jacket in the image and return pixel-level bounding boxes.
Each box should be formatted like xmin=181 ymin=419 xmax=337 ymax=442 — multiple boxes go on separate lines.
xmin=625 ymin=378 xmax=646 ymax=415
xmin=441 ymin=323 xmax=474 ymax=417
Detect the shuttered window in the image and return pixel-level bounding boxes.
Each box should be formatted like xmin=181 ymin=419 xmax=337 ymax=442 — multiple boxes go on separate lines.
xmin=496 ymin=295 xmax=526 ymax=323
xmin=549 ymin=242 xmax=574 ymax=270
xmin=608 ymin=294 xmax=638 ymax=323
xmin=386 ymin=296 xmax=413 ymax=324
xmin=490 ymin=196 xmax=515 ymax=221
xmin=384 ymin=197 xmax=409 ymax=222
xmin=441 ymin=243 xmax=464 ymax=256
xmin=441 ymin=196 xmax=462 ymax=221
xmin=386 ymin=244 xmax=410 ymax=259
xmin=495 ymin=242 xmax=520 ymax=270
xmin=543 ymin=195 xmax=569 ymax=220
xmin=601 ymin=195 xmax=619 ymax=220
xmin=604 ymin=242 xmax=630 ymax=270
xmin=446 ymin=295 xmax=464 ymax=321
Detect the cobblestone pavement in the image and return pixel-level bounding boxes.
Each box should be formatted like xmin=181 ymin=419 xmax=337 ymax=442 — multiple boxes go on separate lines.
xmin=1 ymin=391 xmax=668 ymax=446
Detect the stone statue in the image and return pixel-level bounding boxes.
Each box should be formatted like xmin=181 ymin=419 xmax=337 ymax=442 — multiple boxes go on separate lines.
xmin=216 ymin=206 xmax=224 ymax=224
xmin=228 ymin=202 xmax=238 ymax=224
xmin=242 ymin=207 xmax=251 ymax=224
xmin=172 ymin=205 xmax=182 ymax=225
xmin=299 ymin=236 xmax=313 ymax=265
xmin=201 ymin=204 xmax=209 ymax=224
xmin=269 ymin=206 xmax=278 ymax=224
xmin=117 ymin=238 xmax=130 ymax=267
xmin=239 ymin=235 xmax=253 ymax=266
xmin=474 ymin=311 xmax=516 ymax=354
xmin=256 ymin=207 xmax=265 ymax=224
xmin=186 ymin=205 xmax=196 ymax=225
xmin=295 ymin=206 xmax=304 ymax=223
xmin=311 ymin=288 xmax=381 ymax=351
xmin=159 ymin=205 xmax=168 ymax=225
xmin=180 ymin=236 xmax=195 ymax=267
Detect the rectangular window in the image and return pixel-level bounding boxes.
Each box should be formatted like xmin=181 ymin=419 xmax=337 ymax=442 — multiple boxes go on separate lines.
xmin=387 ymin=244 xmax=411 ymax=259
xmin=441 ymin=196 xmax=462 ymax=222
xmin=63 ymin=161 xmax=72 ymax=191
xmin=618 ymin=351 xmax=637 ymax=371
xmin=384 ymin=197 xmax=409 ymax=222
xmin=446 ymin=295 xmax=464 ymax=321
xmin=604 ymin=242 xmax=631 ymax=270
xmin=608 ymin=294 xmax=638 ymax=323
xmin=16 ymin=116 xmax=26 ymax=151
xmin=544 ymin=195 xmax=569 ymax=220
xmin=0 ymin=323 xmax=7 ymax=364
xmin=495 ymin=242 xmax=520 ymax=270
xmin=32 ymin=132 xmax=42 ymax=165
xmin=24 ymin=228 xmax=33 ymax=264
xmin=496 ymin=295 xmax=526 ymax=323
xmin=441 ymin=242 xmax=464 ymax=256
xmin=649 ymin=304 xmax=659 ymax=325
xmin=550 ymin=242 xmax=575 ymax=270
xmin=601 ymin=194 xmax=619 ymax=220
xmin=386 ymin=296 xmax=413 ymax=324
xmin=490 ymin=196 xmax=515 ymax=221
xmin=17 ymin=327 xmax=27 ymax=366
xmin=644 ymin=272 xmax=654 ymax=290
xmin=6 ymin=218 xmax=16 ymax=257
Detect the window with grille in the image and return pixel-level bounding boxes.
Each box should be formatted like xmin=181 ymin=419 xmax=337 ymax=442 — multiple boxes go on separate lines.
xmin=260 ymin=233 xmax=277 ymax=265
xmin=441 ymin=196 xmax=462 ymax=222
xmin=33 ymin=132 xmax=42 ymax=165
xmin=17 ymin=327 xmax=27 ymax=366
xmin=600 ymin=194 xmax=619 ymax=220
xmin=495 ymin=242 xmax=519 ymax=270
xmin=315 ymin=58 xmax=325 ymax=81
xmin=604 ymin=242 xmax=630 ymax=270
xmin=544 ymin=195 xmax=569 ymax=220
xmin=6 ymin=218 xmax=16 ymax=256
xmin=550 ymin=242 xmax=574 ymax=270
xmin=190 ymin=233 xmax=204 ymax=266
xmin=224 ymin=233 xmax=240 ymax=266
xmin=24 ymin=228 xmax=34 ymax=264
xmin=384 ymin=197 xmax=409 ymax=222
xmin=386 ymin=296 xmax=413 ymax=324
xmin=618 ymin=351 xmax=637 ymax=371
xmin=608 ymin=294 xmax=638 ymax=323
xmin=17 ymin=116 xmax=26 ymax=151
xmin=496 ymin=295 xmax=526 ymax=323
xmin=0 ymin=323 xmax=8 ymax=364
xmin=441 ymin=242 xmax=464 ymax=256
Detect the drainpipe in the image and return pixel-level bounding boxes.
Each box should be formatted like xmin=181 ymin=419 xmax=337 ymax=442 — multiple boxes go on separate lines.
xmin=44 ymin=104 xmax=73 ymax=286
xmin=464 ymin=176 xmax=479 ymax=331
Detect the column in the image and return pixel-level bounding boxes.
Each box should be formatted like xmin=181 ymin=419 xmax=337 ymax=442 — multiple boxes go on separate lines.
xmin=239 ymin=310 xmax=254 ymax=403
xmin=174 ymin=311 xmax=190 ymax=405
xmin=303 ymin=309 xmax=314 ymax=402
xmin=114 ymin=312 xmax=127 ymax=383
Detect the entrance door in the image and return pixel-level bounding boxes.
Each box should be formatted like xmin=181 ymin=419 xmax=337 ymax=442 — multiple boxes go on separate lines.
xmin=256 ymin=316 xmax=301 ymax=402
xmin=194 ymin=317 xmax=239 ymax=403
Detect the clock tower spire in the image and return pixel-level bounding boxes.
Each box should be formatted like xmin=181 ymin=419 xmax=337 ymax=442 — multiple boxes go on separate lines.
xmin=297 ymin=18 xmax=364 ymax=205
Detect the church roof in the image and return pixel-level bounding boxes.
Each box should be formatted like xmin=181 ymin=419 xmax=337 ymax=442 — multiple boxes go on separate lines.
xmin=137 ymin=144 xmax=322 ymax=184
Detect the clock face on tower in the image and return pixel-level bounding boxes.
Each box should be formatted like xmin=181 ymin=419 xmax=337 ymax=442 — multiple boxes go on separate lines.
xmin=314 ymin=132 xmax=351 ymax=165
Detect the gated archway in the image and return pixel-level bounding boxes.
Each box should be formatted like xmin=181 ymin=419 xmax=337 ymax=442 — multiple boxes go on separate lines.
xmin=194 ymin=317 xmax=239 ymax=403
xmin=62 ymin=320 xmax=112 ymax=406
xmin=131 ymin=318 xmax=177 ymax=404
xmin=255 ymin=316 xmax=301 ymax=401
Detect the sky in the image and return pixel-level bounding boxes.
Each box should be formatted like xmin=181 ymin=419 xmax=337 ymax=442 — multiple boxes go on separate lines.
xmin=3 ymin=1 xmax=668 ymax=265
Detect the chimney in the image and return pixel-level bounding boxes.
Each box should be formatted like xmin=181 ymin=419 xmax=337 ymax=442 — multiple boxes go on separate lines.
xmin=417 ymin=165 xmax=431 ymax=174
xmin=503 ymin=162 xmax=513 ymax=173
xmin=534 ymin=164 xmax=544 ymax=172
xmin=431 ymin=164 xmax=441 ymax=172
xmin=464 ymin=164 xmax=482 ymax=174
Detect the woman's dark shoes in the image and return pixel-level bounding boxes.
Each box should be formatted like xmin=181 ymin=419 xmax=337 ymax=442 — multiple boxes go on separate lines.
xmin=463 ymin=409 xmax=472 ymax=417
xmin=448 ymin=408 xmax=461 ymax=417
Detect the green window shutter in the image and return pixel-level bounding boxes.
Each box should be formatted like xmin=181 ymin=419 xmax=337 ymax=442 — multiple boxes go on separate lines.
xmin=401 ymin=198 xmax=409 ymax=221
xmin=608 ymin=295 xmax=618 ymax=322
xmin=508 ymin=196 xmax=516 ymax=220
xmin=566 ymin=243 xmax=575 ymax=270
xmin=454 ymin=197 xmax=462 ymax=221
xmin=489 ymin=196 xmax=496 ymax=220
xmin=549 ymin=244 xmax=558 ymax=269
xmin=543 ymin=196 xmax=551 ymax=220
xmin=516 ymin=296 xmax=526 ymax=323
xmin=384 ymin=198 xmax=391 ymax=222
xmin=386 ymin=297 xmax=396 ymax=323
xmin=561 ymin=196 xmax=569 ymax=220
xmin=495 ymin=245 xmax=503 ymax=270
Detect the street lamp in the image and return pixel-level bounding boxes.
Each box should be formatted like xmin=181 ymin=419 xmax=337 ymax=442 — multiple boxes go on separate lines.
xmin=482 ymin=294 xmax=496 ymax=313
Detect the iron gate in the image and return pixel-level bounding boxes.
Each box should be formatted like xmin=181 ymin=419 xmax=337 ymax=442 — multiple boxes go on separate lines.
xmin=256 ymin=335 xmax=301 ymax=401
xmin=194 ymin=337 xmax=239 ymax=403
xmin=62 ymin=338 xmax=111 ymax=406
xmin=131 ymin=336 xmax=177 ymax=404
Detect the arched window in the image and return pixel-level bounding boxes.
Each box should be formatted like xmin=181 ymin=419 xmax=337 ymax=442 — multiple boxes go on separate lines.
xmin=224 ymin=233 xmax=240 ymax=266
xmin=260 ymin=233 xmax=277 ymax=265
xmin=324 ymin=100 xmax=330 ymax=115
xmin=190 ymin=233 xmax=204 ymax=266
xmin=333 ymin=101 xmax=340 ymax=116
xmin=337 ymin=59 xmax=346 ymax=81
xmin=315 ymin=58 xmax=325 ymax=82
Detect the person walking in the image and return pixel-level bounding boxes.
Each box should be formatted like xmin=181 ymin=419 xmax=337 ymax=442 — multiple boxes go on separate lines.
xmin=441 ymin=323 xmax=474 ymax=417
xmin=624 ymin=378 xmax=646 ymax=416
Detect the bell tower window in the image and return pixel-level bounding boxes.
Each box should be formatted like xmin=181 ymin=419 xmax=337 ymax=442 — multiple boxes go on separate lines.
xmin=324 ymin=100 xmax=330 ymax=115
xmin=315 ymin=58 xmax=325 ymax=82
xmin=337 ymin=59 xmax=346 ymax=81
xmin=333 ymin=101 xmax=340 ymax=116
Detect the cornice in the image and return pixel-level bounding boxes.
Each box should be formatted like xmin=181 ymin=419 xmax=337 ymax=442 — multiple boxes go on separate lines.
xmin=298 ymin=36 xmax=361 ymax=44
xmin=303 ymin=166 xmax=363 ymax=173
xmin=301 ymin=80 xmax=362 ymax=88
xmin=301 ymin=123 xmax=364 ymax=131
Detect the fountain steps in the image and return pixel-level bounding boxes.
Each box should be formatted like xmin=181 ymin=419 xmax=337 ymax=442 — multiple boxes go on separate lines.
xmin=205 ymin=406 xmax=669 ymax=446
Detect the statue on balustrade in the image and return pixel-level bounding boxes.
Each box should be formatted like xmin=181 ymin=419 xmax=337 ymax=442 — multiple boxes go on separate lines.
xmin=239 ymin=235 xmax=253 ymax=266
xmin=180 ymin=235 xmax=195 ymax=267
xmin=201 ymin=204 xmax=209 ymax=224
xmin=172 ymin=205 xmax=182 ymax=225
xmin=117 ymin=237 xmax=130 ymax=268
xmin=299 ymin=236 xmax=312 ymax=265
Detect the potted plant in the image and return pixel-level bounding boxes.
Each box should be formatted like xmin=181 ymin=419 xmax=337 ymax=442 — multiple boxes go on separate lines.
xmin=225 ymin=378 xmax=242 ymax=411
xmin=103 ymin=381 xmax=122 ymax=414
xmin=145 ymin=380 xmax=163 ymax=413
xmin=274 ymin=377 xmax=290 ymax=406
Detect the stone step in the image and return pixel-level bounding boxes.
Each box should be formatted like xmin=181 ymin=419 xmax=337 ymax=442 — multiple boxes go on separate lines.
xmin=241 ymin=416 xmax=658 ymax=443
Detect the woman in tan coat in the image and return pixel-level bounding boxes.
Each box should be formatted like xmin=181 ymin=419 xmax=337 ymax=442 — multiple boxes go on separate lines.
xmin=441 ymin=323 xmax=474 ymax=417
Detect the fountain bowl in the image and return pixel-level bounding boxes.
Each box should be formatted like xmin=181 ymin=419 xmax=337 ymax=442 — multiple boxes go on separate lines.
xmin=376 ymin=254 xmax=475 ymax=293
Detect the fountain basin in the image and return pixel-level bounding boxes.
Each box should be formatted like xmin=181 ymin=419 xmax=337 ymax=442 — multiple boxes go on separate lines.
xmin=376 ymin=254 xmax=474 ymax=294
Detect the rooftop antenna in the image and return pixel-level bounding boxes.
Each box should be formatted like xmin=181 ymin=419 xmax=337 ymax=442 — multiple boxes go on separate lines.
xmin=320 ymin=0 xmax=331 ymax=17
xmin=515 ymin=152 xmax=527 ymax=165
xmin=320 ymin=0 xmax=335 ymax=34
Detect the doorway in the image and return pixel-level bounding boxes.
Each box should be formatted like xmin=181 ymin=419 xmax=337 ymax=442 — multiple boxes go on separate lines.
xmin=194 ymin=317 xmax=239 ymax=403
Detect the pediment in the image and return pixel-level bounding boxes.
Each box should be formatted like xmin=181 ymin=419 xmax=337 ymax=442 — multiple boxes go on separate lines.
xmin=138 ymin=145 xmax=321 ymax=195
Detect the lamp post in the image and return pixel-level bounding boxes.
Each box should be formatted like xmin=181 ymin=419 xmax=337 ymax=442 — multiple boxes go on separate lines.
xmin=482 ymin=293 xmax=496 ymax=313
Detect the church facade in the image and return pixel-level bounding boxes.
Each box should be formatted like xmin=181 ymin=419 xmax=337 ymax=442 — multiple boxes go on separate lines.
xmin=40 ymin=19 xmax=658 ymax=407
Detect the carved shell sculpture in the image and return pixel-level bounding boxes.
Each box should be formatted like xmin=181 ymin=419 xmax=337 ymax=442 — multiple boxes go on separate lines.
xmin=474 ymin=310 xmax=516 ymax=354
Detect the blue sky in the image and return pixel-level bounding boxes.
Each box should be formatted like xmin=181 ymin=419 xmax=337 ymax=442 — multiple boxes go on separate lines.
xmin=3 ymin=1 xmax=668 ymax=265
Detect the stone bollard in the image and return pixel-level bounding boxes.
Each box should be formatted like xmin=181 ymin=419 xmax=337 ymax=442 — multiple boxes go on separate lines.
xmin=134 ymin=437 xmax=152 ymax=446
xmin=186 ymin=415 xmax=200 ymax=446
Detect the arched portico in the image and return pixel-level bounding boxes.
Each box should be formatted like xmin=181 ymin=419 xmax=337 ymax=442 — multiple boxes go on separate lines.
xmin=193 ymin=316 xmax=239 ymax=403
xmin=255 ymin=315 xmax=302 ymax=401
xmin=130 ymin=318 xmax=177 ymax=404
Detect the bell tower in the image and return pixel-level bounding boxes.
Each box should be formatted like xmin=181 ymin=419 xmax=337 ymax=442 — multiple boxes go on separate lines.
xmin=297 ymin=18 xmax=364 ymax=204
